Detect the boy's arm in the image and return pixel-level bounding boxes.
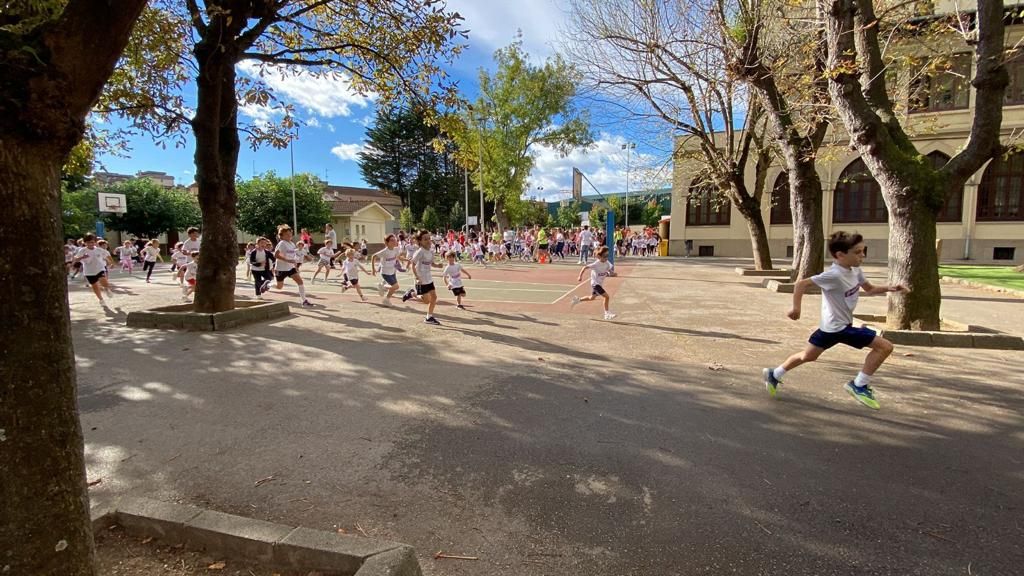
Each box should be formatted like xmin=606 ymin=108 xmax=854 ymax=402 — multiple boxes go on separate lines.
xmin=861 ymin=280 xmax=910 ymax=296
xmin=577 ymin=264 xmax=589 ymax=282
xmin=359 ymin=263 xmax=371 ymax=274
xmin=463 ymin=268 xmax=472 ymax=280
xmin=787 ymin=278 xmax=817 ymax=320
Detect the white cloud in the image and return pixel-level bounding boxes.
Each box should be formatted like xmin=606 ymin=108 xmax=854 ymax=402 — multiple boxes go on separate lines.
xmin=305 ymin=117 xmax=321 ymax=128
xmin=326 ymin=123 xmax=336 ymax=133
xmin=237 ymin=61 xmax=375 ymax=119
xmin=238 ymin=103 xmax=283 ymax=126
xmin=526 ymin=133 xmax=665 ymax=200
xmin=330 ymin=142 xmax=367 ymax=162
xmin=447 ymin=0 xmax=563 ymax=58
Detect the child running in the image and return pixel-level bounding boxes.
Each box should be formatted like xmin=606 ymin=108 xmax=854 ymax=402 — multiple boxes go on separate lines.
xmin=116 ymin=241 xmax=136 ymax=274
xmin=371 ymin=234 xmax=403 ymax=305
xmin=271 ymin=224 xmax=312 ymax=306
xmin=340 ymin=248 xmax=371 ymax=301
xmin=570 ymin=245 xmax=616 ymax=320
xmin=311 ymin=240 xmax=337 ymax=283
xmin=403 ymin=230 xmax=443 ymax=324
xmin=243 ymin=242 xmax=256 ymax=280
xmin=442 ymin=251 xmax=472 ymax=310
xmin=250 ymin=237 xmax=275 ymax=299
xmin=74 ymin=233 xmax=114 ymax=304
xmin=141 ymin=240 xmax=163 ymax=283
xmin=762 ymin=231 xmax=908 ymax=410
xmin=181 ymin=251 xmax=199 ymax=301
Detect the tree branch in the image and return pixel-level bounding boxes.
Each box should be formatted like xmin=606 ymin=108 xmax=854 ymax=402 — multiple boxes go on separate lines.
xmin=185 ymin=0 xmax=207 ymax=35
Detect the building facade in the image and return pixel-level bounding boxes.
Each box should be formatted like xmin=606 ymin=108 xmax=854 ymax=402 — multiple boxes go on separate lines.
xmin=669 ymin=4 xmax=1024 ymax=264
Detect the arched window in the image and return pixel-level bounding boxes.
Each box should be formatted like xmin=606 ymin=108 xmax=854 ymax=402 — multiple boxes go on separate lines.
xmin=686 ymin=181 xmax=731 ymax=226
xmin=769 ymin=171 xmax=792 ymax=225
xmin=833 ymin=158 xmax=887 ymax=223
xmin=926 ymin=151 xmax=964 ymax=222
xmin=978 ymin=151 xmax=1024 ymax=221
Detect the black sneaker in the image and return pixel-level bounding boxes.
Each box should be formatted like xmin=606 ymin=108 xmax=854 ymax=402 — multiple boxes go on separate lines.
xmin=424 ymin=316 xmax=441 ymax=325
xmin=457 ymin=304 xmax=466 ymax=310
xmin=401 ymin=289 xmax=415 ymax=302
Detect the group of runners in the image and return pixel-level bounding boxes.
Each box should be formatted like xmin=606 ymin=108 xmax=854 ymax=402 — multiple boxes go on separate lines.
xmin=67 ymin=220 xmax=905 ymax=410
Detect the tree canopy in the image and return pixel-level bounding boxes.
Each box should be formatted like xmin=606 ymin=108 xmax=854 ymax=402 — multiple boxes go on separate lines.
xmin=441 ymin=41 xmax=592 ymax=229
xmin=236 ymin=172 xmax=332 ymax=239
xmin=101 ymin=179 xmax=202 ymax=238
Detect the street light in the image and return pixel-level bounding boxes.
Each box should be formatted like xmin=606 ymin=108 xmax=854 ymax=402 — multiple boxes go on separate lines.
xmin=466 ymin=104 xmax=486 ymax=233
xmin=621 ymin=142 xmax=636 ymax=229
xmin=290 ymin=131 xmax=298 ymax=232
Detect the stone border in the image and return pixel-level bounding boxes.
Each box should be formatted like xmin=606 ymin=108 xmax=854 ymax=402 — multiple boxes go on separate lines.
xmin=90 ymin=496 xmax=421 ymax=576
xmin=734 ymin=267 xmax=794 ymax=280
xmin=762 ymin=279 xmax=820 ymax=294
xmin=126 ymin=301 xmax=290 ymax=331
xmin=853 ymin=314 xmax=1024 ymax=350
xmin=941 ymin=276 xmax=1024 ymax=299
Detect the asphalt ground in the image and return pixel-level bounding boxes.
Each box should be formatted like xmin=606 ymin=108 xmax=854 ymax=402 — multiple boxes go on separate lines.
xmin=74 ymin=257 xmax=1024 ymax=576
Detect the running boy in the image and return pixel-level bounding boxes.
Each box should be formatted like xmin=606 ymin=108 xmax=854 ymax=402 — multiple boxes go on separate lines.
xmin=181 ymin=251 xmax=199 ymax=301
xmin=442 ymin=251 xmax=472 ymax=310
xmin=271 ymin=224 xmax=312 ymax=306
xmin=404 ymin=230 xmax=444 ymax=324
xmin=74 ymin=233 xmax=114 ymax=304
xmin=250 ymin=237 xmax=275 ymax=298
xmin=570 ymin=245 xmax=616 ymax=320
xmin=762 ymin=231 xmax=908 ymax=410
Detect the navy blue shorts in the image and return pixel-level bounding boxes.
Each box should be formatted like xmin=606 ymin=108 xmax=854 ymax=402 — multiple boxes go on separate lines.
xmin=809 ymin=325 xmax=877 ymax=350
xmin=591 ymin=284 xmax=607 ymax=297
xmin=382 ymin=273 xmax=397 ymax=286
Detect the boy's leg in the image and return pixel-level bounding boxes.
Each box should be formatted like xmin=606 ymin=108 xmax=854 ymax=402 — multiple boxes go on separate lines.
xmin=861 ymin=336 xmax=894 ymax=376
xmin=427 ymin=291 xmax=437 ymax=316
xmin=763 ymin=344 xmax=825 ymax=398
xmin=601 ymin=293 xmax=610 ymax=312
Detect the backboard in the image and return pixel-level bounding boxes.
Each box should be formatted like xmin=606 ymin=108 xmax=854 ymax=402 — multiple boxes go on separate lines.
xmin=98 ymin=192 xmax=127 ymax=214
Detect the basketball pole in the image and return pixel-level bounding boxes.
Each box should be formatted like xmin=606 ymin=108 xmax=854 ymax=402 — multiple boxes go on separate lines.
xmin=290 ymin=136 xmax=297 ymax=233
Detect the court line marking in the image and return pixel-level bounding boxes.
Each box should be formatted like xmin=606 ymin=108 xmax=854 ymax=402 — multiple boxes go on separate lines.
xmin=552 ymin=279 xmax=590 ymax=304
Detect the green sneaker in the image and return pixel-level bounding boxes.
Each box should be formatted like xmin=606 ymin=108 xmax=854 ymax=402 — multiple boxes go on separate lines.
xmin=844 ymin=381 xmax=880 ymax=410
xmin=762 ymin=368 xmax=781 ymax=398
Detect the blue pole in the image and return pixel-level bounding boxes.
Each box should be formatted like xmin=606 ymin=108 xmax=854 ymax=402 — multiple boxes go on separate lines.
xmin=605 ymin=211 xmax=615 ymax=265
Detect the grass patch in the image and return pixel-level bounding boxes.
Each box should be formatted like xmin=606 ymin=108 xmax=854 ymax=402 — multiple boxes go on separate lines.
xmin=939 ymin=265 xmax=1024 ymax=291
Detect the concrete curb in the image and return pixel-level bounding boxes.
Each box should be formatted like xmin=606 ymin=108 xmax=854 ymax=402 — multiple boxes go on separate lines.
xmin=762 ymin=279 xmax=820 ymax=294
xmin=941 ymin=276 xmax=1024 ymax=299
xmin=90 ymin=496 xmax=421 ymax=576
xmin=126 ymin=301 xmax=290 ymax=331
xmin=734 ymin=267 xmax=794 ymax=280
xmin=852 ymin=314 xmax=1024 ymax=350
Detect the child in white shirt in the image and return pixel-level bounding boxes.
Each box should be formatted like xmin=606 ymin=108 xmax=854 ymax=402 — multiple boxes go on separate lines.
xmin=340 ymin=248 xmax=371 ymax=301
xmin=312 ymin=240 xmax=337 ymax=283
xmin=442 ymin=251 xmax=473 ymax=310
xmin=570 ymin=245 xmax=616 ymax=320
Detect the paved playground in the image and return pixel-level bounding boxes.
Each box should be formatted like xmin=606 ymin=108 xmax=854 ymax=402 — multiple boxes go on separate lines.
xmin=74 ymin=258 xmax=1024 ymax=575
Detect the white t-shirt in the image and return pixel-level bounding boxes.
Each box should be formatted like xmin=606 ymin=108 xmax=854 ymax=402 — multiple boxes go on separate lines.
xmin=326 ymin=229 xmax=337 ymax=247
xmin=580 ymin=230 xmax=594 ymax=246
xmin=317 ymin=247 xmax=335 ymax=262
xmin=250 ymin=249 xmax=271 ymax=271
xmin=375 ymin=247 xmax=401 ymax=275
xmin=274 ymin=240 xmax=297 ymax=272
xmin=503 ymin=230 xmax=515 ymax=243
xmin=586 ymin=260 xmax=614 ymax=286
xmin=182 ymin=237 xmax=201 ymax=262
xmin=183 ymin=261 xmax=198 ymax=281
xmin=116 ymin=246 xmax=134 ymax=261
xmin=64 ymin=244 xmax=76 ymax=262
xmin=404 ymin=242 xmax=418 ymax=259
xmin=443 ymin=262 xmax=464 ymax=288
xmin=811 ymin=263 xmax=866 ymax=332
xmin=76 ymin=247 xmax=110 ymax=276
xmin=142 ymin=246 xmax=160 ymax=262
xmin=412 ymin=247 xmax=435 ymax=284
xmin=172 ymin=250 xmax=189 ymax=266
xmin=341 ymin=259 xmax=361 ymax=280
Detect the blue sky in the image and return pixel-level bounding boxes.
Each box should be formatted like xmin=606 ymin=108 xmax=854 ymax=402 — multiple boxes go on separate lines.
xmin=95 ymin=0 xmax=671 ymax=202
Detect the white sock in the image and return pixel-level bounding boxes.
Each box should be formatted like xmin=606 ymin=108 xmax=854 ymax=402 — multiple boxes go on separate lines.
xmin=854 ymin=372 xmax=871 ymax=388
xmin=773 ymin=366 xmax=786 ymax=380
xmin=298 ymin=285 xmax=306 ymax=300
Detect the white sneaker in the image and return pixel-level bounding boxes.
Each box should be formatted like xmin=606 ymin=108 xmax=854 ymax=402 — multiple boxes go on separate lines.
xmin=570 ymin=296 xmax=581 ymax=309
xmin=604 ymin=312 xmax=617 ymax=320
xmin=381 ymin=297 xmax=391 ymax=306
xmin=378 ymin=282 xmax=387 ymax=297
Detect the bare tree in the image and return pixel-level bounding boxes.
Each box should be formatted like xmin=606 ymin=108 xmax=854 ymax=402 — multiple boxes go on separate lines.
xmin=724 ymin=0 xmax=831 ymax=280
xmin=563 ymin=0 xmax=776 ymax=269
xmin=820 ymin=0 xmax=1009 ymax=329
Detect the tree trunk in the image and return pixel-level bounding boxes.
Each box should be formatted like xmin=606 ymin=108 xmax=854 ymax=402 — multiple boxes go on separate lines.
xmin=735 ymin=194 xmax=773 ymax=270
xmin=788 ymin=156 xmax=825 ymax=280
xmin=192 ymin=37 xmax=242 ymax=313
xmin=885 ymin=182 xmax=942 ymax=330
xmin=0 ymin=141 xmax=96 ymax=575
xmin=493 ymin=196 xmax=510 ymax=230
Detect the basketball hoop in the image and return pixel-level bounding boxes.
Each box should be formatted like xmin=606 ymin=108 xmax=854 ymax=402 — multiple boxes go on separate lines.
xmin=97 ymin=192 xmax=127 ymax=214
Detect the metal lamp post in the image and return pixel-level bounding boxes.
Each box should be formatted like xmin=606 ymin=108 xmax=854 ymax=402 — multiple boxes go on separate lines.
xmin=621 ymin=142 xmax=635 ymax=229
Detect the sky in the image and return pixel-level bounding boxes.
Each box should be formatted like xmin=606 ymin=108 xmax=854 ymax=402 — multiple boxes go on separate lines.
xmin=95 ymin=0 xmax=671 ymax=202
